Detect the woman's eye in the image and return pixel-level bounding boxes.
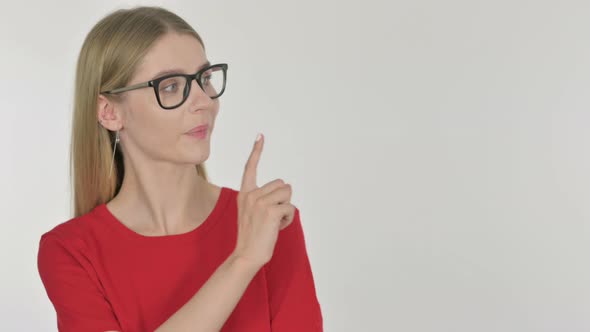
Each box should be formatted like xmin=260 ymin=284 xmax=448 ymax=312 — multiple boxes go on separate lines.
xmin=161 ymin=83 xmax=177 ymax=93
xmin=202 ymin=75 xmax=211 ymax=85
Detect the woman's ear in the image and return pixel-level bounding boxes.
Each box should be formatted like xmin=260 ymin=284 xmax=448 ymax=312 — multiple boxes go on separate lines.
xmin=97 ymin=94 xmax=124 ymax=131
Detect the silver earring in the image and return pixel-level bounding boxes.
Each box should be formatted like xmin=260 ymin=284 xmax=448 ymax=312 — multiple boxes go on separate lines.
xmin=109 ymin=130 xmax=120 ymax=178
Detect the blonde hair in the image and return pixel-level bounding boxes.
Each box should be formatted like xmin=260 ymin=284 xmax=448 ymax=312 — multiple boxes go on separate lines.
xmin=70 ymin=6 xmax=209 ymax=218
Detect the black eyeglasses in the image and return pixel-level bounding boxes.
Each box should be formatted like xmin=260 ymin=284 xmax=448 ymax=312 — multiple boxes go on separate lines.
xmin=100 ymin=63 xmax=228 ymax=110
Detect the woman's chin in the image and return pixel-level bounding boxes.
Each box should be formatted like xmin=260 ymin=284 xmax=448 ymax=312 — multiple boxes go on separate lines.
xmin=184 ymin=150 xmax=210 ymax=165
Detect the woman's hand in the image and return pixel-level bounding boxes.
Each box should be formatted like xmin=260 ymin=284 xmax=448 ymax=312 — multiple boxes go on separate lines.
xmin=232 ymin=133 xmax=296 ymax=269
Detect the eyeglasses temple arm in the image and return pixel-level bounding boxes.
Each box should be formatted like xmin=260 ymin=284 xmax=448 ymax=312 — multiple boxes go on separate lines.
xmin=101 ymin=81 xmax=152 ymax=94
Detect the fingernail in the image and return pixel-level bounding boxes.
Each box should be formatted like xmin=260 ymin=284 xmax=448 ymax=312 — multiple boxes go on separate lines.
xmin=256 ymin=133 xmax=262 ymax=142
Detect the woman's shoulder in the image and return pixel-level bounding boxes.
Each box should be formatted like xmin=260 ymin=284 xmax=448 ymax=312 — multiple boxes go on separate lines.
xmin=39 ymin=205 xmax=105 ymax=250
xmin=208 ymin=182 xmax=237 ymax=194
xmin=207 ymin=182 xmax=239 ymax=202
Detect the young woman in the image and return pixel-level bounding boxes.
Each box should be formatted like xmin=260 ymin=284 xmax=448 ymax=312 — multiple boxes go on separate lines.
xmin=37 ymin=6 xmax=323 ymax=331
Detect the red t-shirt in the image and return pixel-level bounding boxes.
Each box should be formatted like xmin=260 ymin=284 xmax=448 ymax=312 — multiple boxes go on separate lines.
xmin=37 ymin=186 xmax=323 ymax=332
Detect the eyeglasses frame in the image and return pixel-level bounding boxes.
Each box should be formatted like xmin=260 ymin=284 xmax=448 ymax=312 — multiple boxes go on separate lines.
xmin=100 ymin=63 xmax=228 ymax=110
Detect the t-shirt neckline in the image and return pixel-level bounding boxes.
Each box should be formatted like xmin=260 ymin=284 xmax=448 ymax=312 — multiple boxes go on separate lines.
xmin=94 ymin=186 xmax=232 ymax=241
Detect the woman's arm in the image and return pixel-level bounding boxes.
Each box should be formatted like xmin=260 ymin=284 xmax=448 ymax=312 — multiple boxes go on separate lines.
xmin=37 ymin=234 xmax=125 ymax=332
xmin=154 ymin=253 xmax=261 ymax=332
xmin=264 ymin=207 xmax=323 ymax=331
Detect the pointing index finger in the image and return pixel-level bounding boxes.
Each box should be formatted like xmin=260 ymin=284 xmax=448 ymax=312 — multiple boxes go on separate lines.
xmin=240 ymin=133 xmax=264 ymax=192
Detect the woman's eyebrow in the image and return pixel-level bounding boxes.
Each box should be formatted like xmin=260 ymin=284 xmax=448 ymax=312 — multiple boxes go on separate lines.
xmin=150 ymin=60 xmax=211 ymax=79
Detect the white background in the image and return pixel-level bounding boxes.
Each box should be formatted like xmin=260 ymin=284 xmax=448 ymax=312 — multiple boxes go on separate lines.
xmin=2 ymin=0 xmax=590 ymax=331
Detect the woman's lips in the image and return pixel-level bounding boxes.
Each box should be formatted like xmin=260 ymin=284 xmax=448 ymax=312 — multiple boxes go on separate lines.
xmin=185 ymin=125 xmax=208 ymax=139
xmin=186 ymin=124 xmax=209 ymax=133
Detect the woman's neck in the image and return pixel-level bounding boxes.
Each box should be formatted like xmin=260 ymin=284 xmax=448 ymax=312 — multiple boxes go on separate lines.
xmin=107 ymin=163 xmax=218 ymax=236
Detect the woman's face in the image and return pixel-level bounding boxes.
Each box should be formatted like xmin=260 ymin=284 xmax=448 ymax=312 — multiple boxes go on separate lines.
xmin=110 ymin=32 xmax=219 ymax=166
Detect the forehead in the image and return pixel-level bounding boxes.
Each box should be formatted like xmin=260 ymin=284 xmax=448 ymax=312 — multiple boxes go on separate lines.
xmin=135 ymin=32 xmax=206 ymax=80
